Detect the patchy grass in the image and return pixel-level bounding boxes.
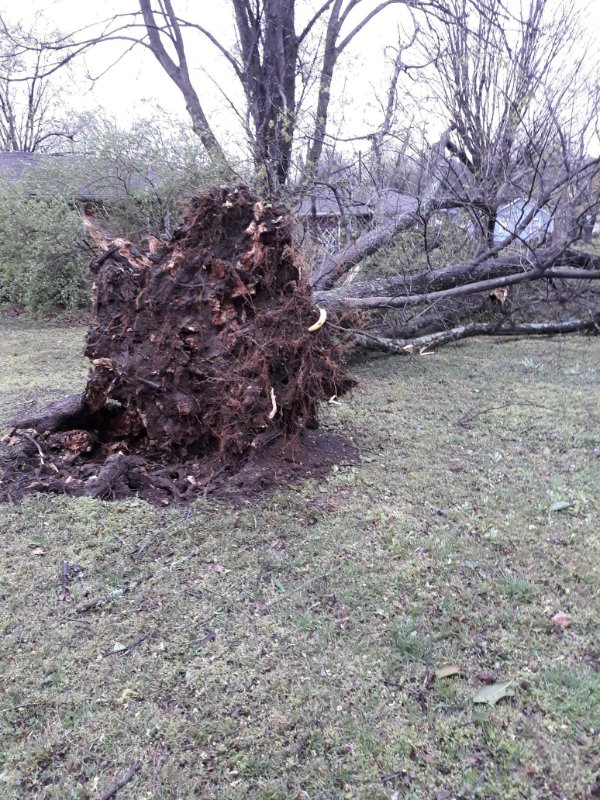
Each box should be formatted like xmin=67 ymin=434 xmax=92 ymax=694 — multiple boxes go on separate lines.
xmin=0 ymin=315 xmax=599 ymax=800
xmin=0 ymin=315 xmax=88 ymax=429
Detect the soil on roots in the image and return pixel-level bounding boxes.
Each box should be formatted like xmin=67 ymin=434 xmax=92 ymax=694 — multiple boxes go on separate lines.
xmin=1 ymin=186 xmax=356 ymax=505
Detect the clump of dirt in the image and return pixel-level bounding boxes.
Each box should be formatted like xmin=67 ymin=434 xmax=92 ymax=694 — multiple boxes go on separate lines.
xmin=1 ymin=186 xmax=356 ymax=504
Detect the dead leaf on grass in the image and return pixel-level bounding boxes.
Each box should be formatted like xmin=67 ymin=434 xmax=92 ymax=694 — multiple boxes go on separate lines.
xmin=435 ymin=664 xmax=461 ymax=680
xmin=490 ymin=287 xmax=508 ymax=304
xmin=550 ymin=501 xmax=574 ymax=512
xmin=551 ymin=611 xmax=572 ymax=628
xmin=473 ymin=680 xmax=515 ymax=706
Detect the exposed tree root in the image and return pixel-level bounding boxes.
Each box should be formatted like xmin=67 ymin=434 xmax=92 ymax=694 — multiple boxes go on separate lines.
xmin=1 ymin=186 xmax=356 ymax=505
xmin=9 ymin=394 xmax=87 ymax=434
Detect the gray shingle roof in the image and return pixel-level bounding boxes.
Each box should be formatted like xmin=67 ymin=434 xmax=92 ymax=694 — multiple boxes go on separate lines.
xmin=295 ymin=185 xmax=415 ymax=219
xmin=0 ymin=151 xmax=157 ymax=200
xmin=0 ymin=151 xmax=51 ymax=180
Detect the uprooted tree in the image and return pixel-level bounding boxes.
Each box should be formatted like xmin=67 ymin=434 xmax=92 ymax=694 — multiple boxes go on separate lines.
xmin=1 ymin=187 xmax=355 ymax=503
xmin=1 ymin=0 xmax=600 ymax=503
xmin=308 ymin=0 xmax=600 ymax=348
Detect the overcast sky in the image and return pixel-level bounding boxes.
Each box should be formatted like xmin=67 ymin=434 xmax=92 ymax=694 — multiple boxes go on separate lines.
xmin=2 ymin=0 xmax=598 ymax=156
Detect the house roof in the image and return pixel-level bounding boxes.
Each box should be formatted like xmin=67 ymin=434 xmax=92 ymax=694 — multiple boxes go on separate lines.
xmin=295 ymin=187 xmax=371 ymax=218
xmin=0 ymin=151 xmax=54 ymax=180
xmin=0 ymin=150 xmax=158 ymax=200
xmin=295 ymin=185 xmax=415 ymax=220
xmin=367 ymin=189 xmax=416 ymax=217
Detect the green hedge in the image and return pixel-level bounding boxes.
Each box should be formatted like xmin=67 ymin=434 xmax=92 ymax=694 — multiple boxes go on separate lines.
xmin=0 ymin=182 xmax=90 ymax=313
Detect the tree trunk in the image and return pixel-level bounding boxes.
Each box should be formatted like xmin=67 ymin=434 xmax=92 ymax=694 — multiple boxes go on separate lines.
xmin=139 ymin=0 xmax=233 ymax=174
xmin=315 ymin=246 xmax=600 ymax=307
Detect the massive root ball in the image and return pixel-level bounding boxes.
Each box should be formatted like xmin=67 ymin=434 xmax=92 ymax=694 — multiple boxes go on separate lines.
xmin=84 ymin=186 xmax=354 ymax=453
xmin=1 ymin=186 xmax=356 ymax=503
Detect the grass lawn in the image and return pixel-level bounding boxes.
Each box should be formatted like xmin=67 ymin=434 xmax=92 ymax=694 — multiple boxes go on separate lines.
xmin=0 ymin=315 xmax=599 ymax=799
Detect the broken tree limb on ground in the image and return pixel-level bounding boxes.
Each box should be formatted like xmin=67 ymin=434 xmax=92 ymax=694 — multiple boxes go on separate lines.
xmin=320 ymin=268 xmax=600 ymax=310
xmin=313 ymin=232 xmax=600 ymax=350
xmin=355 ymin=312 xmax=600 ymax=355
xmin=309 ymin=199 xmax=422 ymax=290
xmin=376 ymin=296 xmax=492 ymax=340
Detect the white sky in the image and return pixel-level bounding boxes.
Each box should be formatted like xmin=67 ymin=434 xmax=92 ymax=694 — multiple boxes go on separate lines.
xmin=2 ymin=0 xmax=599 ymax=157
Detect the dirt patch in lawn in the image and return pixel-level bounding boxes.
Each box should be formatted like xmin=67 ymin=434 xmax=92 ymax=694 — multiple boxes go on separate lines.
xmin=0 ymin=427 xmax=356 ymax=505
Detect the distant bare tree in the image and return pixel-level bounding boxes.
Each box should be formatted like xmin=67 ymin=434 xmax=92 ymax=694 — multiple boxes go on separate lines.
xmin=2 ymin=1 xmax=444 ymax=189
xmin=417 ymin=0 xmax=590 ymax=245
xmin=0 ymin=22 xmax=76 ymax=152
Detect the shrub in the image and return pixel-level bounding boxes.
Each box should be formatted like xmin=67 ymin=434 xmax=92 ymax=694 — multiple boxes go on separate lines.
xmin=0 ymin=179 xmax=89 ymax=313
xmin=0 ymin=114 xmax=230 ymax=314
xmin=72 ymin=115 xmax=235 ymax=240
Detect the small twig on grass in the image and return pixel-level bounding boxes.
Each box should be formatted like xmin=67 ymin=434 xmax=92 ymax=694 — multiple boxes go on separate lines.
xmin=456 ymin=400 xmax=546 ymax=427
xmin=0 ymin=701 xmax=52 ymax=716
xmin=99 ymin=761 xmax=141 ymax=800
xmin=130 ymin=507 xmax=194 ymax=560
xmin=194 ymin=630 xmax=217 ymax=648
xmin=59 ymin=560 xmax=71 ymax=602
xmin=131 ymin=529 xmax=170 ymax=561
xmin=102 ymin=633 xmax=151 ymax=658
xmin=75 ymin=575 xmax=151 ymax=613
xmin=261 ymin=566 xmax=343 ymax=611
xmin=76 ymin=550 xmax=200 ymax=613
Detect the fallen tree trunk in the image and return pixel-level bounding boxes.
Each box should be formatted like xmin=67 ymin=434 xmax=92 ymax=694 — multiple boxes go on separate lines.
xmin=314 ymin=239 xmax=600 ymax=349
xmin=315 ymin=246 xmax=600 ymax=307
xmin=321 ymin=267 xmax=600 ymax=310
xmin=309 ymin=198 xmax=423 ymax=289
xmin=356 ymin=312 xmax=600 ymax=354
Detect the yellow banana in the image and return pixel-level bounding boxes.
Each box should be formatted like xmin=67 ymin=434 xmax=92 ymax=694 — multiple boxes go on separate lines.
xmin=307 ymin=307 xmax=327 ymax=332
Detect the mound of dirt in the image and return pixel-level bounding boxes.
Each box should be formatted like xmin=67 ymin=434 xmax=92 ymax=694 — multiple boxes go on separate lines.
xmin=1 ymin=186 xmax=356 ymax=504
